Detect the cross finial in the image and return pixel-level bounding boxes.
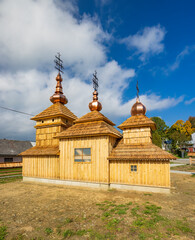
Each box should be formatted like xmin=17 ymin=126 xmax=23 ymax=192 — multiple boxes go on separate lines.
xmin=92 ymin=70 xmax=99 ymax=91
xmin=54 ymin=52 xmax=64 ymax=74
xmin=136 ymin=79 xmax=139 ymax=100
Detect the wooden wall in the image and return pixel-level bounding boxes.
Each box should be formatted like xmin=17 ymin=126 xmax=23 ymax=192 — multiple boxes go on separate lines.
xmin=35 ymin=117 xmax=73 ymax=147
xmin=59 ymin=136 xmax=117 ymax=183
xmin=110 ymin=160 xmax=170 ymax=187
xmin=123 ymin=127 xmax=152 ymax=144
xmin=22 ymin=156 xmax=60 ymax=179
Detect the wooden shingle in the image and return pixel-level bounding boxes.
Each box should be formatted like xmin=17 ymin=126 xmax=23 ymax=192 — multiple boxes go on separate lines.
xmin=57 ymin=110 xmax=122 ymax=139
xmin=31 ymin=102 xmax=77 ymax=121
xmin=57 ymin=121 xmax=122 ymax=138
xmin=108 ymin=139 xmax=177 ymax=161
xmin=118 ymin=115 xmax=156 ymax=131
xmin=19 ymin=146 xmax=59 ymax=156
xmin=74 ymin=110 xmax=115 ymax=126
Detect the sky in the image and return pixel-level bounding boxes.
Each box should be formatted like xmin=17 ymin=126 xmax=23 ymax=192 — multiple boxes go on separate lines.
xmin=0 ymin=0 xmax=194 ymax=141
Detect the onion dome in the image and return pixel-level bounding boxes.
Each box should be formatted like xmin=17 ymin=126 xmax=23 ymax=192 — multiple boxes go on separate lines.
xmin=50 ymin=73 xmax=68 ymax=105
xmin=131 ymin=98 xmax=146 ymax=116
xmin=89 ymin=90 xmax=102 ymax=111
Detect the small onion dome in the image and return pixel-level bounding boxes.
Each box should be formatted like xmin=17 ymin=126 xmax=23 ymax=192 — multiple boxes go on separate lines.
xmin=89 ymin=91 xmax=102 ymax=111
xmin=50 ymin=73 xmax=68 ymax=105
xmin=131 ymin=98 xmax=146 ymax=116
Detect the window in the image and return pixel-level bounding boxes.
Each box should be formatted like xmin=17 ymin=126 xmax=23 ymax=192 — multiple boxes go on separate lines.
xmin=130 ymin=165 xmax=137 ymax=172
xmin=74 ymin=148 xmax=91 ymax=163
xmin=41 ymin=120 xmax=44 ymax=123
xmin=4 ymin=158 xmax=13 ymax=163
xmin=52 ymin=119 xmax=54 ymax=122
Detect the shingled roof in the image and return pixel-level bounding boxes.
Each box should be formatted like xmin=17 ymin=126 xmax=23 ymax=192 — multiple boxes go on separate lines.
xmin=31 ymin=102 xmax=77 ymax=121
xmin=108 ymin=139 xmax=177 ymax=161
xmin=57 ymin=110 xmax=122 ymax=139
xmin=74 ymin=110 xmax=115 ymax=126
xmin=0 ymin=139 xmax=33 ymax=156
xmin=19 ymin=146 xmax=59 ymax=156
xmin=118 ymin=115 xmax=156 ymax=131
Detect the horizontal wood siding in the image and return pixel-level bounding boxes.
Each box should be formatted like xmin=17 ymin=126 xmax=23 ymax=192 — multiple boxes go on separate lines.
xmin=123 ymin=127 xmax=152 ymax=144
xmin=60 ymin=136 xmax=110 ymax=183
xmin=22 ymin=156 xmax=60 ymax=179
xmin=110 ymin=160 xmax=170 ymax=187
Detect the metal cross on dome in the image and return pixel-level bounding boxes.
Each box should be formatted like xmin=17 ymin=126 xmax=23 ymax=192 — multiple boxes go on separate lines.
xmin=54 ymin=52 xmax=64 ymax=74
xmin=92 ymin=71 xmax=99 ymax=91
xmin=136 ymin=79 xmax=139 ymax=99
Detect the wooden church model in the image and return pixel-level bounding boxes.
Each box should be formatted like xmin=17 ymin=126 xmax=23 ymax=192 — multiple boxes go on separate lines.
xmin=21 ymin=56 xmax=176 ymax=193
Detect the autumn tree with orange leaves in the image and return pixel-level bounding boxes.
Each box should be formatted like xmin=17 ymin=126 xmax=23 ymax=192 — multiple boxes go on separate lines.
xmin=167 ymin=120 xmax=193 ymax=155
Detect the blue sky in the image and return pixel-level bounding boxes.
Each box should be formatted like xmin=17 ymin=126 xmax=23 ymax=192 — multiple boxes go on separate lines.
xmin=78 ymin=0 xmax=195 ymax=126
xmin=0 ymin=0 xmax=194 ymax=140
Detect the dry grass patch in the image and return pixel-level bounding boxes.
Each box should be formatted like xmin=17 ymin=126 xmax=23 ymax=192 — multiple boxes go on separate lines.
xmin=0 ymin=173 xmax=194 ymax=239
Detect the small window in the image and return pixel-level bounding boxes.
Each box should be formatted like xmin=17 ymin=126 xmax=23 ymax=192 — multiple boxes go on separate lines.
xmin=74 ymin=148 xmax=91 ymax=163
xmin=42 ymin=120 xmax=44 ymax=123
xmin=4 ymin=158 xmax=13 ymax=163
xmin=66 ymin=120 xmax=68 ymax=124
xmin=130 ymin=165 xmax=137 ymax=172
xmin=52 ymin=119 xmax=54 ymax=122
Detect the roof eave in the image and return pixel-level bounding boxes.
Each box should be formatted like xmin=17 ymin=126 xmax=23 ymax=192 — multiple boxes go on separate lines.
xmin=57 ymin=133 xmax=122 ymax=139
xmin=31 ymin=114 xmax=77 ymax=121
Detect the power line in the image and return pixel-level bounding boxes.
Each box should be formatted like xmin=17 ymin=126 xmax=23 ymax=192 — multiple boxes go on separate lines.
xmin=0 ymin=106 xmax=34 ymax=116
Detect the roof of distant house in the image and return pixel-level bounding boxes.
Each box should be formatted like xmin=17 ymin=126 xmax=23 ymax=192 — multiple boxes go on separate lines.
xmin=0 ymin=139 xmax=33 ymax=156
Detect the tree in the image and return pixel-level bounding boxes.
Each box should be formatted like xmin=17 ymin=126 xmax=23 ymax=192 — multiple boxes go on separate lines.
xmin=167 ymin=120 xmax=193 ymax=156
xmin=150 ymin=117 xmax=168 ymax=140
xmin=152 ymin=131 xmax=162 ymax=148
xmin=188 ymin=116 xmax=195 ymax=132
xmin=171 ymin=120 xmax=193 ymax=137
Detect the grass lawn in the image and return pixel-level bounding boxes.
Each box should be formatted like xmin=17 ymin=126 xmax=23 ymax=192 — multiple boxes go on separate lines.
xmin=0 ymin=167 xmax=22 ymax=179
xmin=0 ymin=174 xmax=194 ymax=240
xmin=171 ymin=164 xmax=195 ymax=172
xmin=0 ymin=167 xmax=22 ymax=172
xmin=0 ymin=176 xmax=22 ymax=184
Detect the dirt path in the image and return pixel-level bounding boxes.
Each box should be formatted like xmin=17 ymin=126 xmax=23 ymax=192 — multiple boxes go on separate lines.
xmin=0 ymin=174 xmax=194 ymax=239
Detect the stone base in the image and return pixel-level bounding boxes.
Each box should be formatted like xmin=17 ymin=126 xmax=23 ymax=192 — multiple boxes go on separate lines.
xmin=110 ymin=183 xmax=170 ymax=194
xmin=23 ymin=177 xmax=170 ymax=193
xmin=23 ymin=177 xmax=109 ymax=189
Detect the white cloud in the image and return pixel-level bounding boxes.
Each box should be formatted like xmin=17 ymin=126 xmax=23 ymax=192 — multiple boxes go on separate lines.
xmin=164 ymin=45 xmax=195 ymax=74
xmin=121 ymin=25 xmax=166 ymax=61
xmin=0 ymin=0 xmax=108 ymax=75
xmin=96 ymin=0 xmax=111 ymax=6
xmin=140 ymin=94 xmax=184 ymax=111
xmin=185 ymin=97 xmax=195 ymax=105
xmin=0 ymin=67 xmax=183 ymax=140
xmin=0 ymin=62 xmax=135 ymax=140
xmin=0 ymin=1 xmax=182 ymax=140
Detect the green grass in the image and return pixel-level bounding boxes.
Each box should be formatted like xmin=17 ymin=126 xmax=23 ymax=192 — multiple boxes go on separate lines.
xmin=0 ymin=226 xmax=7 ymax=240
xmin=0 ymin=167 xmax=22 ymax=172
xmin=64 ymin=218 xmax=73 ymax=224
xmin=0 ymin=176 xmax=22 ymax=184
xmin=171 ymin=164 xmax=195 ymax=172
xmin=45 ymin=227 xmax=53 ymax=235
xmin=63 ymin=229 xmax=74 ymax=238
xmin=175 ymin=220 xmax=193 ymax=233
xmin=1 ymin=199 xmax=194 ymax=240
xmin=0 ymin=170 xmax=22 ymax=174
xmin=96 ymin=200 xmax=194 ymax=239
xmin=75 ymin=229 xmax=87 ymax=236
